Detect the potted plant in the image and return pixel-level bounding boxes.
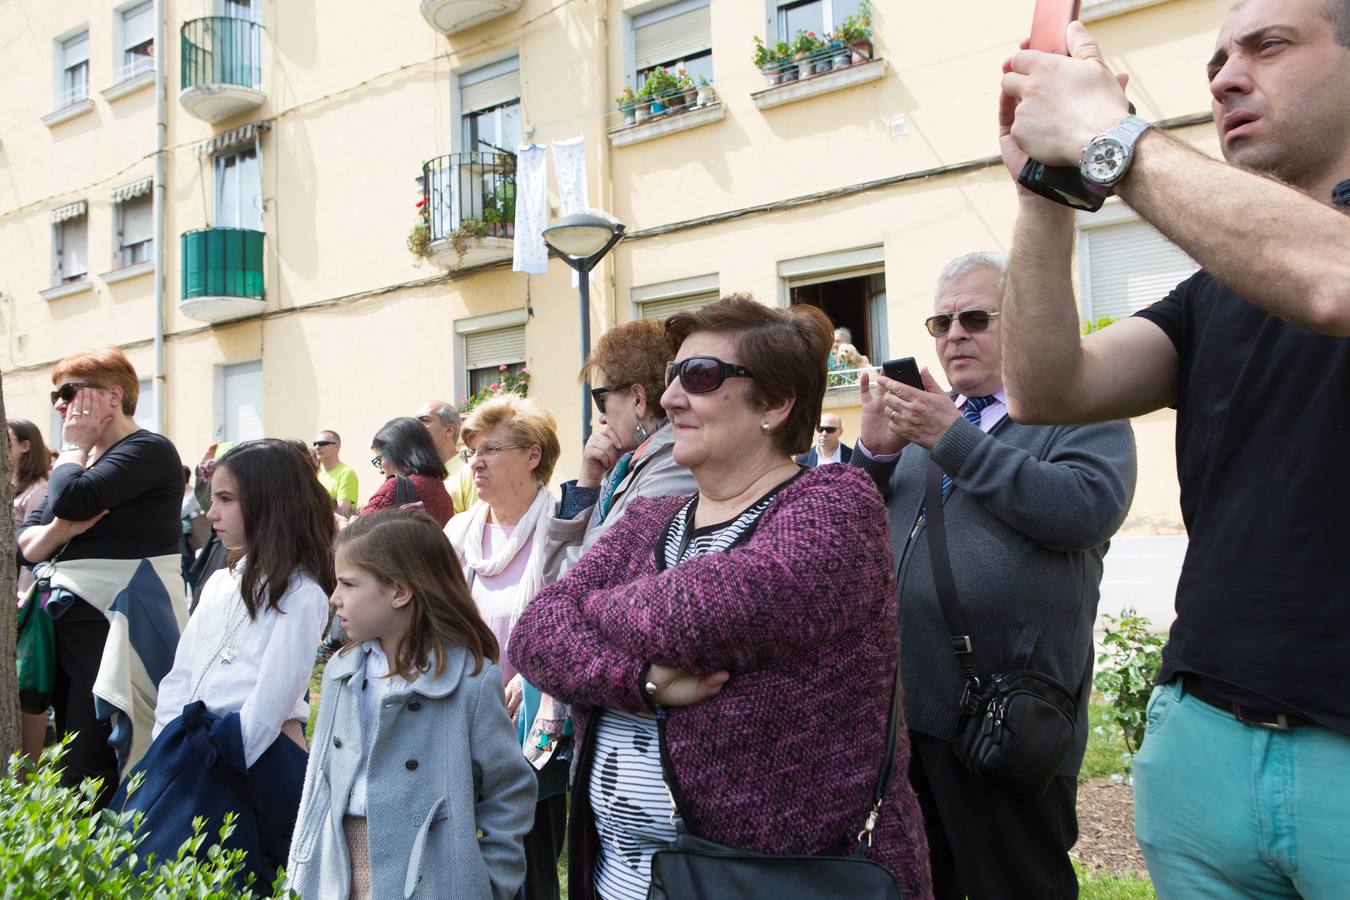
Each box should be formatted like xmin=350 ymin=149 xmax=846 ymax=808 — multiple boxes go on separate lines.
xmin=676 ymin=69 xmax=697 ymax=108
xmin=791 ymin=30 xmax=821 ymax=80
xmin=814 ymin=33 xmax=834 ymax=74
xmin=635 ymin=96 xmax=652 ymax=123
xmin=773 ymin=39 xmax=797 ymax=83
xmin=407 ymin=197 xmax=431 ymax=262
xmin=829 ymin=34 xmax=851 ymax=69
xmin=642 ymin=67 xmax=679 ymax=114
xmin=841 ymin=1 xmax=873 ymax=62
xmin=616 ymin=85 xmax=637 ymax=126
xmin=752 ymin=35 xmax=779 ymax=85
xmin=695 ymin=74 xmax=715 ymax=106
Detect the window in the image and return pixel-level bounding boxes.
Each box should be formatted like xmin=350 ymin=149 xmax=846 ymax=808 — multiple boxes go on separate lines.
xmin=221 ymin=0 xmax=256 ymax=19
xmin=115 ymin=189 xmax=153 ymax=267
xmin=1077 ymin=208 xmax=1199 ymax=322
xmin=464 ymin=325 xmax=527 ymax=396
xmin=216 ymin=360 xmax=263 ymax=442
xmin=214 ymin=144 xmax=263 ymax=230
xmin=51 ymin=202 xmax=89 ymax=285
xmin=633 ymin=0 xmax=712 ymax=89
xmin=119 ymin=2 xmax=154 ymax=80
xmin=779 ymin=245 xmax=887 ymax=367
xmin=133 ymin=377 xmax=156 ymax=432
xmin=459 ymin=58 xmax=521 ymax=154
xmin=774 ymin=0 xmax=860 ymax=41
xmin=632 ymin=273 xmax=718 ymax=320
xmin=57 ymin=30 xmax=90 ymax=108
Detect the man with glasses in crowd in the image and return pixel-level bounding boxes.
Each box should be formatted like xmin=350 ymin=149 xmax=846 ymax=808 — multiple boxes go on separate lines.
xmin=998 ymin=1 xmax=1350 ymax=892
xmin=795 ymin=413 xmax=852 ymax=467
xmin=312 ymin=429 xmax=358 ymax=516
xmin=416 ymin=400 xmax=478 ymax=514
xmin=851 ymin=251 xmax=1137 ymax=898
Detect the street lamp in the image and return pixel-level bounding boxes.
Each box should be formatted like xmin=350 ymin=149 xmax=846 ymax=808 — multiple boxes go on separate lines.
xmin=542 ymin=210 xmax=625 ymax=442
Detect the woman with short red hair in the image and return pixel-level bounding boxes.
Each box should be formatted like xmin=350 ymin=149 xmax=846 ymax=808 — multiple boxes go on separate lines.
xmin=17 ymin=347 xmax=188 ymax=809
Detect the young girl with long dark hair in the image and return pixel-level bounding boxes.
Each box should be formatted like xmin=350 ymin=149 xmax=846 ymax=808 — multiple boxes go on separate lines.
xmin=287 ymin=508 xmax=535 ymax=900
xmin=113 ymin=439 xmax=337 ymax=887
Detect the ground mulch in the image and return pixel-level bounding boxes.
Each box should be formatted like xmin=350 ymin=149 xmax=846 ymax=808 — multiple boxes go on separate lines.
xmin=1073 ymin=778 xmax=1148 ymax=875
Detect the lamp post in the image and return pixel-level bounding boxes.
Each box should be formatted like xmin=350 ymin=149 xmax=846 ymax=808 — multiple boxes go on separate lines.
xmin=541 ymin=210 xmax=626 ymax=443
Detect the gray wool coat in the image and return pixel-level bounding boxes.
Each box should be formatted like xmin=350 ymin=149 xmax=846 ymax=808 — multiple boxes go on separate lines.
xmin=286 ymin=642 xmax=537 ymax=900
xmin=854 ymin=409 xmax=1136 ymax=773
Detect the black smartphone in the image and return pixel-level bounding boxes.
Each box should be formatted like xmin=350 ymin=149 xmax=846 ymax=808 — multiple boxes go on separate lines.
xmin=881 ymin=357 xmax=924 ymax=391
xmin=1016 ymin=0 xmax=1106 ymax=212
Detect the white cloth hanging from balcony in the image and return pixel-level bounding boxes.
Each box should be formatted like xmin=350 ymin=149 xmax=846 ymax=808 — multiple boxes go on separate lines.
xmin=551 ymin=137 xmax=588 ymax=287
xmin=513 ymin=144 xmax=548 ymax=275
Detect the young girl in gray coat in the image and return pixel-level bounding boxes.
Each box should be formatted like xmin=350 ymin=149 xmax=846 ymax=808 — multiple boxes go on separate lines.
xmin=286 ymin=508 xmax=537 ymax=900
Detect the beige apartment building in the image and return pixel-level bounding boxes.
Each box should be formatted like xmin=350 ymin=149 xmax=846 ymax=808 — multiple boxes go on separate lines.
xmin=1 ymin=0 xmax=1227 ymax=595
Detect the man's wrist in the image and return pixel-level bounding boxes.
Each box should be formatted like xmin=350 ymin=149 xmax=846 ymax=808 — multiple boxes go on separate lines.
xmin=60 ymin=443 xmax=89 ymax=454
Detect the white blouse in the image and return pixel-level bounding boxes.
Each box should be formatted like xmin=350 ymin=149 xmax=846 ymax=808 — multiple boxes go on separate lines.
xmin=345 ymin=642 xmax=409 ymax=817
xmin=153 ymin=563 xmax=330 ymax=767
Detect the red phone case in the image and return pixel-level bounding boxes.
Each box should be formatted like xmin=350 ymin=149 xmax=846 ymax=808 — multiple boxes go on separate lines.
xmin=1028 ymin=0 xmax=1080 ymax=55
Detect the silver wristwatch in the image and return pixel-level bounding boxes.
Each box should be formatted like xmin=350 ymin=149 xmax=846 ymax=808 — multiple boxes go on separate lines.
xmin=1079 ymin=115 xmax=1151 ymax=195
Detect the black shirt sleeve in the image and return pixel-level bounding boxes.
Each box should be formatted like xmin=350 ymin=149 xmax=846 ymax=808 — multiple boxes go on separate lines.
xmin=1133 ymin=271 xmax=1207 ymax=353
xmin=45 ymin=431 xmax=180 ymax=521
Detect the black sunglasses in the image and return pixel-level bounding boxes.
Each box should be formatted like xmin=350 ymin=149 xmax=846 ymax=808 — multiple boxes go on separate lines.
xmin=924 ymin=309 xmax=1001 ymax=337
xmin=590 ymin=383 xmax=632 ymax=416
xmin=313 ymin=440 xmax=336 ymax=448
xmin=816 ymin=425 xmax=839 ymax=434
xmin=51 ymin=383 xmax=95 ymax=405
xmin=665 ymin=357 xmax=755 ymax=394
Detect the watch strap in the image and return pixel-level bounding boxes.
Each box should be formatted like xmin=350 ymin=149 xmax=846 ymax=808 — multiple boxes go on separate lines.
xmin=1082 ymin=114 xmax=1152 ymax=194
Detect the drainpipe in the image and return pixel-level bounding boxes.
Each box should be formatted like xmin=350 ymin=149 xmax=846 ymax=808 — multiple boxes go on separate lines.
xmin=597 ymin=0 xmax=616 ymax=328
xmin=152 ymin=0 xmax=167 ymax=432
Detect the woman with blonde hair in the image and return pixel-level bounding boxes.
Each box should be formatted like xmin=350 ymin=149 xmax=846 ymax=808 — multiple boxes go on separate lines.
xmin=444 ymin=395 xmax=566 ymax=900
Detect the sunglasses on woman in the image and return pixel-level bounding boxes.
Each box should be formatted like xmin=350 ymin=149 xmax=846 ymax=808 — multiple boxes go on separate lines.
xmin=590 ymin=383 xmax=632 ymax=416
xmin=924 ymin=309 xmax=1001 ymax=337
xmin=50 ymin=382 xmax=96 ymax=405
xmin=665 ymin=357 xmax=755 ymax=394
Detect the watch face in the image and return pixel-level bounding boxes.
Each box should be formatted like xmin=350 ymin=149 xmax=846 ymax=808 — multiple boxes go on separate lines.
xmin=1084 ymin=136 xmax=1129 ymax=184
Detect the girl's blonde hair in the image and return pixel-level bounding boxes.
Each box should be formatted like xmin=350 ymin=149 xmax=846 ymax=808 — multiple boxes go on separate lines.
xmin=333 ymin=508 xmax=497 ymax=679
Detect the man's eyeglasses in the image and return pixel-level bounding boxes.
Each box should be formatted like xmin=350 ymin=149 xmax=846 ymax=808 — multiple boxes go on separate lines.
xmin=816 ymin=425 xmax=839 ymax=434
xmin=924 ymin=309 xmax=1001 ymax=338
xmin=590 ymin=384 xmax=632 ymax=416
xmin=51 ymin=383 xmax=96 ymax=405
xmin=459 ymin=443 xmax=527 ymax=463
xmin=370 ymin=453 xmax=384 ymax=470
xmin=665 ymin=357 xmax=755 ymax=394
xmin=313 ymin=440 xmax=336 ymax=448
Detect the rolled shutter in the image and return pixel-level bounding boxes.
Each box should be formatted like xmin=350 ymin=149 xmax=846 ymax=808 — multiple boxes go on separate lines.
xmin=461 ymin=60 xmax=520 ymax=113
xmin=634 ymin=3 xmax=710 ymax=70
xmin=123 ymin=2 xmax=153 ymax=48
xmin=464 ymin=326 xmax=526 ymax=369
xmin=1082 ymin=219 xmax=1199 ymax=320
xmin=637 ymin=292 xmax=716 ymax=321
xmin=120 ymin=195 xmax=153 ymax=245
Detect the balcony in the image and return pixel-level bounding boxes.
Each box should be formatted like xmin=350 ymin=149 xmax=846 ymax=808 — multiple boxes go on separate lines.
xmin=179 ymin=17 xmax=265 ymax=123
xmin=422 ymin=152 xmax=515 ymax=270
xmin=180 ymin=228 xmax=265 ymax=323
xmin=419 ymin=0 xmax=522 ymax=35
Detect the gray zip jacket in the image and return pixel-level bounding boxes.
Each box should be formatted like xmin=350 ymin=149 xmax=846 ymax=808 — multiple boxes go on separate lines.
xmin=853 ymin=409 xmax=1136 ymax=772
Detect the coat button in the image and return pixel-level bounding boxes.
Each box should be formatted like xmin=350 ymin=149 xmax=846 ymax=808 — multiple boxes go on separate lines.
xmin=333 ymin=737 xmax=343 ymax=748
xmin=405 ymin=759 xmax=418 ymax=771
xmin=408 ymin=699 xmax=421 ymax=711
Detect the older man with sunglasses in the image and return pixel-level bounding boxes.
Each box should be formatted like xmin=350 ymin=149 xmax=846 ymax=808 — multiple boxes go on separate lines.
xmin=851 ymin=251 xmax=1137 ymax=899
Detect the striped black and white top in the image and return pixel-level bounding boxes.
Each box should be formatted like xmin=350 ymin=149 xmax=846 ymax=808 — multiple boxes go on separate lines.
xmin=591 ymin=486 xmax=786 ymax=900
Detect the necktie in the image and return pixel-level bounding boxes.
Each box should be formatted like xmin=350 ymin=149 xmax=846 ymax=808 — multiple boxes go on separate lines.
xmin=940 ymin=395 xmax=998 ymax=497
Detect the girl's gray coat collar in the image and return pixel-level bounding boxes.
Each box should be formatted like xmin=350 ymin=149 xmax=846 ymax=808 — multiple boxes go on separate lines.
xmin=324 ymin=640 xmax=472 ymax=700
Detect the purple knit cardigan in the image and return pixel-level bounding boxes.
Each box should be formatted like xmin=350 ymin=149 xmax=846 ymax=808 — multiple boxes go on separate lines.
xmin=509 ymin=464 xmax=933 ymax=900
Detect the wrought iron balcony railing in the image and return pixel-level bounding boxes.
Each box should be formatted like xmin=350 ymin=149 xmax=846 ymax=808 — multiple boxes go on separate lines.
xmin=181 ymin=16 xmax=262 ymax=92
xmin=422 ymin=152 xmax=516 ymax=244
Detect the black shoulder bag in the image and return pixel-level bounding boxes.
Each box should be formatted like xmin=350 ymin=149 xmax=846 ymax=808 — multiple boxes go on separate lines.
xmin=923 ymin=461 xmax=1076 ymax=800
xmin=647 ymin=668 xmax=904 ymax=899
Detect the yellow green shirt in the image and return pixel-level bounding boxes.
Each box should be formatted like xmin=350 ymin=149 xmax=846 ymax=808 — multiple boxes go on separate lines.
xmin=445 ymin=456 xmax=478 ymax=514
xmin=318 ymin=462 xmax=359 ymax=508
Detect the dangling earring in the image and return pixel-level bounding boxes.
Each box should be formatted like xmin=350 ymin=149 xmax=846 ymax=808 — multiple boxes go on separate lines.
xmin=632 ymin=418 xmax=650 ymax=444
xmin=760 ymin=419 xmax=771 ymax=434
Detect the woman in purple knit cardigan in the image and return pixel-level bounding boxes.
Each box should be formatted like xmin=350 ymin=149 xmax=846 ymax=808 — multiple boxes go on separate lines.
xmin=510 ymin=296 xmax=932 ymax=900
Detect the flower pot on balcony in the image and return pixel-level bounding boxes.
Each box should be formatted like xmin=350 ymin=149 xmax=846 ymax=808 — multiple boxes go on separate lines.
xmin=635 ymin=100 xmax=652 ymax=123
xmin=651 ymin=98 xmax=667 ymax=115
xmin=696 ymin=83 xmax=716 ymax=106
xmin=682 ymin=87 xmax=698 ymax=108
xmin=831 ymin=43 xmax=851 ymax=69
xmin=620 ymin=103 xmax=636 ymax=126
xmin=814 ymin=53 xmax=833 ymax=75
xmin=796 ymin=55 xmax=814 ymax=80
xmin=851 ymin=39 xmax=873 ymax=63
xmin=779 ymin=60 xmax=799 ymax=83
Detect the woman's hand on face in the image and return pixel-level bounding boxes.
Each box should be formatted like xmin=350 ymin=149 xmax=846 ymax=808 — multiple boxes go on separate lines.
xmin=648 ymin=664 xmax=730 ymax=708
xmin=61 ymin=388 xmax=112 ymax=451
xmin=505 ymin=674 xmax=524 ymax=723
xmin=576 ymin=427 xmax=625 ymax=489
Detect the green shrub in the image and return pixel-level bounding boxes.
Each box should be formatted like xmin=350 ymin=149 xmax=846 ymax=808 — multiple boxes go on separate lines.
xmin=0 ymin=740 xmax=288 ymax=898
xmin=1082 ymin=315 xmax=1119 ymax=334
xmin=1095 ymin=610 xmax=1166 ymax=767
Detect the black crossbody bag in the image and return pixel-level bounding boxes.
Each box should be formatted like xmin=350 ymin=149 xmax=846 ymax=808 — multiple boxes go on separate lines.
xmin=923 ymin=461 xmax=1076 ymax=800
xmin=647 ymin=661 xmax=904 ymax=899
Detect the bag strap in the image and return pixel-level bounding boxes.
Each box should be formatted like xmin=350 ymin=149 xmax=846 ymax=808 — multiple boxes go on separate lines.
xmin=394 ymin=475 xmax=417 ymax=506
xmin=923 ymin=461 xmax=984 ymax=700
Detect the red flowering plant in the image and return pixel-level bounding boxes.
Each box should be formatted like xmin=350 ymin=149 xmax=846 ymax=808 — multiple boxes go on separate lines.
xmin=458 ymin=364 xmax=530 ymax=415
xmin=408 ymin=196 xmax=432 ymax=260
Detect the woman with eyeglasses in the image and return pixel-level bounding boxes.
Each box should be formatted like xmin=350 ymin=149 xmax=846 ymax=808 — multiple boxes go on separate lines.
xmin=16 ymin=347 xmax=188 ymax=809
xmin=542 ymin=319 xmax=695 ymax=585
xmin=444 ymin=395 xmax=566 ymax=900
xmin=509 ymin=296 xmax=933 ymax=900
xmin=360 ymin=417 xmax=454 ymax=527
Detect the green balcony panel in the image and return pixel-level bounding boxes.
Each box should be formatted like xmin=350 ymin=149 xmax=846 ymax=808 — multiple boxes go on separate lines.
xmin=181 ymin=228 xmax=265 ymax=323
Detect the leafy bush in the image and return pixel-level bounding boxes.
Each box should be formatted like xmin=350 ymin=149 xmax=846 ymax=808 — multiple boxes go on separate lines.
xmin=1082 ymin=315 xmax=1118 ymax=334
xmin=0 ymin=740 xmax=288 ymax=897
xmin=1094 ymin=610 xmax=1166 ymax=765
xmin=459 ymin=365 xmax=531 ymax=416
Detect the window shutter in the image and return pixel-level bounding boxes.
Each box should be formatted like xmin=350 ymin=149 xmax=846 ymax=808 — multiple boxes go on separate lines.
xmin=1082 ymin=219 xmax=1199 ymax=320
xmin=120 ymin=195 xmax=153 ymax=245
xmin=63 ymin=32 xmax=90 ymax=67
xmin=637 ymin=292 xmax=716 ymax=321
xmin=465 ymin=326 xmax=526 ymax=369
xmin=123 ymin=2 xmax=154 ymax=48
xmin=634 ymin=3 xmax=711 ymax=70
xmin=62 ymin=218 xmax=88 ymax=278
xmin=223 ymin=361 xmax=264 ymax=442
xmin=461 ymin=60 xmax=520 ymax=113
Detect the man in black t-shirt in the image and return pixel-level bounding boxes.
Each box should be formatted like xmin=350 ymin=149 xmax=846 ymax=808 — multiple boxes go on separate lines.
xmin=996 ymin=0 xmax=1350 ymax=894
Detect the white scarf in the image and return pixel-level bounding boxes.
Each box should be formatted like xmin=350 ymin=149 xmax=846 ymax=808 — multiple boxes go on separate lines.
xmin=445 ymin=486 xmax=554 ymax=632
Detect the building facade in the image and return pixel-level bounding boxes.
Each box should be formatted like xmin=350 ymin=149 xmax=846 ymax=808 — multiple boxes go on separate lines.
xmin=1 ymin=0 xmax=1225 ymax=563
